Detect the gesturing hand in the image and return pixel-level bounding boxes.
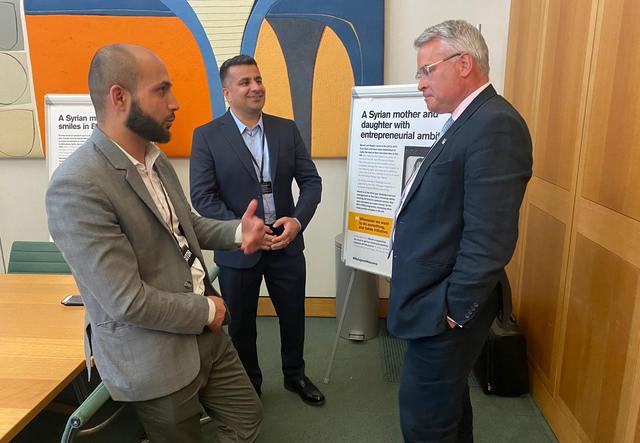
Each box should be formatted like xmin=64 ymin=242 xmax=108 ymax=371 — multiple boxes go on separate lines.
xmin=241 ymin=199 xmax=265 ymax=254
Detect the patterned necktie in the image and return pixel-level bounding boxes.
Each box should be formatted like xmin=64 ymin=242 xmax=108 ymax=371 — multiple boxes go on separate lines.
xmin=388 ymin=117 xmax=455 ymax=256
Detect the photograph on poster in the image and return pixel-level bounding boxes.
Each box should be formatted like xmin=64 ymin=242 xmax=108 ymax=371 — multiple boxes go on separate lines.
xmin=402 ymin=145 xmax=431 ymax=185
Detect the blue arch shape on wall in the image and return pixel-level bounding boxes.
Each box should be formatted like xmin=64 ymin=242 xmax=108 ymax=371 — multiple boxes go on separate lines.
xmin=159 ymin=0 xmax=226 ymax=117
xmin=241 ymin=0 xmax=384 ymax=87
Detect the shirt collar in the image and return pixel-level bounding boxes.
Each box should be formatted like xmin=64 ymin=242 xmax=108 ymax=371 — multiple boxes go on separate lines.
xmin=229 ymin=108 xmax=263 ymax=135
xmin=114 ymin=140 xmax=162 ymax=172
xmin=451 ymin=82 xmax=491 ymax=121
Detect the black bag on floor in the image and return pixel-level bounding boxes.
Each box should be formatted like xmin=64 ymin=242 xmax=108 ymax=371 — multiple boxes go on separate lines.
xmin=472 ymin=273 xmax=529 ymax=397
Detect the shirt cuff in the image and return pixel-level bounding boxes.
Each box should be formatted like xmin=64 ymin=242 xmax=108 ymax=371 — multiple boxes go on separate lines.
xmin=234 ymin=222 xmax=243 ymax=245
xmin=293 ymin=217 xmax=302 ymax=231
xmin=447 ymin=316 xmax=463 ymax=328
xmin=206 ymin=297 xmax=216 ymax=324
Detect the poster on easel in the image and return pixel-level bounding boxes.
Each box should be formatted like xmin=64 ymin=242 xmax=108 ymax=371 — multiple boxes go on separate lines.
xmin=45 ymin=94 xmax=96 ymax=180
xmin=342 ymin=84 xmax=449 ymax=278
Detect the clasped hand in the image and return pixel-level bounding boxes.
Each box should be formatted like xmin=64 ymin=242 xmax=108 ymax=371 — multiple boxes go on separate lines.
xmin=262 ymin=217 xmax=300 ymax=250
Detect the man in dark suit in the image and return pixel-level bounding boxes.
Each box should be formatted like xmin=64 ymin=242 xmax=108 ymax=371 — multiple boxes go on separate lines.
xmin=190 ymin=55 xmax=324 ymax=405
xmin=387 ymin=20 xmax=533 ymax=442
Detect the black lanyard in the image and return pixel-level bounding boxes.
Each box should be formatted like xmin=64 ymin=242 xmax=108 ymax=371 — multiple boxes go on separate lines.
xmin=246 ymin=129 xmax=267 ymax=182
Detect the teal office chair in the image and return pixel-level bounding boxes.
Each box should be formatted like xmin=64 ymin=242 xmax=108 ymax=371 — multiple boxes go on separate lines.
xmin=7 ymin=241 xmax=72 ymax=274
xmin=209 ymin=265 xmax=220 ymax=282
xmin=60 ymin=381 xmax=223 ymax=443
xmin=60 ymin=382 xmax=146 ymax=443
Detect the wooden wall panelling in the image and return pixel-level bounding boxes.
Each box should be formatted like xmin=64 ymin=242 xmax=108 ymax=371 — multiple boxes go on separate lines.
xmin=531 ymin=0 xmax=596 ymax=191
xmin=504 ymin=0 xmax=546 ymax=127
xmin=556 ymin=234 xmax=639 ymax=443
xmin=507 ymin=0 xmax=640 ymax=441
xmin=553 ymin=0 xmax=640 ymax=441
xmin=506 ymin=199 xmax=527 ymax=317
xmin=518 ymin=205 xmax=566 ymax=387
xmin=529 ymin=365 xmax=582 ymax=443
xmin=528 ymin=176 xmax=574 ymax=225
xmin=625 ymin=277 xmax=640 ymax=442
xmin=580 ymin=0 xmax=640 ymax=223
xmin=517 ymin=0 xmax=600 ymax=404
xmin=581 ymin=1 xmax=640 ymax=441
xmin=521 ymin=174 xmax=576 ymax=395
xmin=504 ymin=0 xmax=546 ymax=317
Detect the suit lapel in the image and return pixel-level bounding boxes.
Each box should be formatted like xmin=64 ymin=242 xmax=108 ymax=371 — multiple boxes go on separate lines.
xmin=220 ymin=111 xmax=260 ymax=183
xmin=401 ymin=85 xmax=498 ymax=212
xmin=91 ymin=129 xmax=170 ymax=235
xmin=264 ymin=114 xmax=279 ymax=182
xmin=154 ymin=158 xmax=197 ymax=244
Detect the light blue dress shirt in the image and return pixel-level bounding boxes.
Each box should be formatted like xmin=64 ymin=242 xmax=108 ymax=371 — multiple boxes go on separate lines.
xmin=229 ymin=109 xmax=277 ymax=224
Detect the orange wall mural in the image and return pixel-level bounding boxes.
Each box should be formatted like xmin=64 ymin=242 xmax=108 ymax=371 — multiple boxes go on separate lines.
xmin=25 ymin=15 xmax=211 ymax=158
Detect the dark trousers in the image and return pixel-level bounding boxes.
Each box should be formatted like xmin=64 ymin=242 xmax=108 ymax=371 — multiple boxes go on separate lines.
xmin=132 ymin=328 xmax=263 ymax=443
xmin=218 ymin=249 xmax=306 ymax=391
xmin=399 ymin=288 xmax=499 ymax=443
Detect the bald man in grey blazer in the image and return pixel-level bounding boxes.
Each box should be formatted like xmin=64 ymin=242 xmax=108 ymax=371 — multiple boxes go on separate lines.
xmin=46 ymin=44 xmax=264 ymax=442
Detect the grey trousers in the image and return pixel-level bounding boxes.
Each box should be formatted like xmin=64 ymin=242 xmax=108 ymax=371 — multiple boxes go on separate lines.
xmin=132 ymin=328 xmax=263 ymax=443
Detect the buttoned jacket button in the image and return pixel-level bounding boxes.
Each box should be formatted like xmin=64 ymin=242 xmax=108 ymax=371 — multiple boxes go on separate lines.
xmin=184 ymin=281 xmax=193 ymax=290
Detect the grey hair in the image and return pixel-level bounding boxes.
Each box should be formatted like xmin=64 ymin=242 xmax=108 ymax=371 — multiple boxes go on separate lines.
xmin=414 ymin=20 xmax=490 ymax=76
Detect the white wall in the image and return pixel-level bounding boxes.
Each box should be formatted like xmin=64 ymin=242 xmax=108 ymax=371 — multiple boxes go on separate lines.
xmin=0 ymin=0 xmax=512 ymax=298
xmin=385 ymin=0 xmax=511 ymax=90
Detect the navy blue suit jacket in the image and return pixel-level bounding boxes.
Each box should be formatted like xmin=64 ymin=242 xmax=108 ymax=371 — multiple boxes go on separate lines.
xmin=387 ymin=85 xmax=532 ymax=339
xmin=190 ymin=111 xmax=322 ymax=269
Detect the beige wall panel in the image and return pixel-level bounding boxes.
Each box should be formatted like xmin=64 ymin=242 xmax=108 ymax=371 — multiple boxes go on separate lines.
xmin=558 ymin=234 xmax=639 ymax=443
xmin=519 ymin=205 xmax=565 ymax=384
xmin=505 ymin=199 xmax=527 ymax=315
xmin=581 ymin=0 xmax=640 ymax=222
xmin=576 ymin=197 xmax=640 ymax=270
xmin=533 ymin=0 xmax=595 ymax=190
xmin=528 ymin=176 xmax=573 ymax=225
xmin=503 ymin=0 xmax=545 ymax=127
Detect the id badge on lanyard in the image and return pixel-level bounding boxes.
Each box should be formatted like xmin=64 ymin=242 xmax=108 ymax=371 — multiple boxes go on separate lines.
xmin=260 ymin=181 xmax=273 ymax=194
xmin=249 ymin=129 xmax=272 ymax=194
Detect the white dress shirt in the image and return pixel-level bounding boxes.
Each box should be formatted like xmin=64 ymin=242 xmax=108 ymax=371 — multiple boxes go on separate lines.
xmin=116 ymin=142 xmax=226 ymax=324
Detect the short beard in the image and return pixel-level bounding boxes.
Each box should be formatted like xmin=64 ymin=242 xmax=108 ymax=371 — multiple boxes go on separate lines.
xmin=125 ymin=99 xmax=172 ymax=144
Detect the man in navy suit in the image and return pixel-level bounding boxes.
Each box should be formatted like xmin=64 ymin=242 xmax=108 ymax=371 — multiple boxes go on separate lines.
xmin=190 ymin=55 xmax=324 ymax=405
xmin=387 ymin=20 xmax=533 ymax=442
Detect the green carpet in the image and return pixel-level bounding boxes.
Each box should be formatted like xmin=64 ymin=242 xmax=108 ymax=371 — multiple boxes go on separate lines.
xmin=255 ymin=318 xmax=559 ymax=443
xmin=13 ymin=318 xmax=559 ymax=443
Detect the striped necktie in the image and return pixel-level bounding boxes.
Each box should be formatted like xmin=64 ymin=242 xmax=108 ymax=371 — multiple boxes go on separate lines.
xmin=388 ymin=117 xmax=454 ymax=256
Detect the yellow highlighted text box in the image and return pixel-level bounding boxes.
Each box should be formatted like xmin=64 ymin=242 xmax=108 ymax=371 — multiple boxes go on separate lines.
xmin=348 ymin=212 xmax=393 ymax=238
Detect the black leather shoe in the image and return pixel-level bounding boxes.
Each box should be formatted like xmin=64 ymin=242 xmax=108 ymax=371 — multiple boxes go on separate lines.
xmin=284 ymin=377 xmax=325 ymax=406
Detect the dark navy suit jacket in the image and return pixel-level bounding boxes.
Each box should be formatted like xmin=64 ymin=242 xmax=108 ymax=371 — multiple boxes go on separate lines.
xmin=190 ymin=111 xmax=322 ymax=269
xmin=387 ymin=85 xmax=532 ymax=340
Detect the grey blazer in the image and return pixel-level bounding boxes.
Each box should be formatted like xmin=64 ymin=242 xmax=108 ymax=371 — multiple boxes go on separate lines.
xmin=46 ymin=128 xmax=240 ymax=402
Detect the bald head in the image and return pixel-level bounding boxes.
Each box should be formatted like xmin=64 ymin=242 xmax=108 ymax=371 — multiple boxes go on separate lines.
xmin=88 ymin=44 xmax=147 ymax=119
